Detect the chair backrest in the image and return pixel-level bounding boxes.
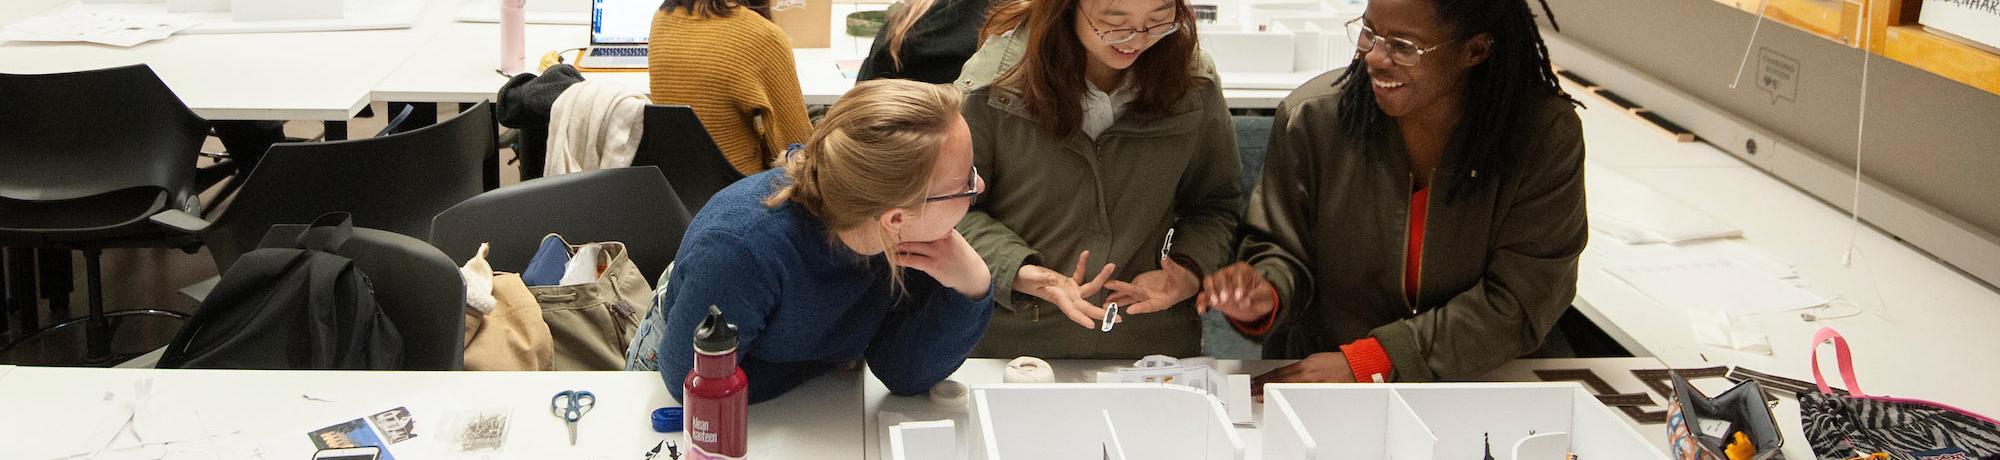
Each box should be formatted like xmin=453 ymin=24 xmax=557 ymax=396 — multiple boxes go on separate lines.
xmin=259 ymin=223 xmax=466 ymax=370
xmin=0 ymin=64 xmax=206 ymax=205
xmin=631 ymin=104 xmax=744 ymax=215
xmin=207 ymin=101 xmax=495 ymax=273
xmin=430 ymin=166 xmax=691 ymax=282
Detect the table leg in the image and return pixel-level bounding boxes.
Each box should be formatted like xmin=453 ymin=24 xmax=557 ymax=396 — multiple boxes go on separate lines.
xmin=324 ymin=121 xmax=349 ymax=141
xmin=37 ymin=248 xmax=70 ymax=322
xmin=4 ymin=248 xmax=27 ymax=338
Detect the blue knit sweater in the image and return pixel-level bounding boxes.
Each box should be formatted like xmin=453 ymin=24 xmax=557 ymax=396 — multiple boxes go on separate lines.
xmin=658 ymin=170 xmax=996 ymax=403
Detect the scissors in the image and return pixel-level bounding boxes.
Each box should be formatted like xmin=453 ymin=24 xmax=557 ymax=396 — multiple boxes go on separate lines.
xmin=550 ymin=390 xmax=596 ymax=446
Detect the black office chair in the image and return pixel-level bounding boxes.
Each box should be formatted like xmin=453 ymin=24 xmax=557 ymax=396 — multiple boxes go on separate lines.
xmin=430 ymin=166 xmax=691 ymax=282
xmin=0 ymin=64 xmax=209 ymax=364
xmin=632 ymin=105 xmax=745 ymax=216
xmin=251 ymin=222 xmax=466 ymax=370
xmin=203 ymin=101 xmax=495 ymax=275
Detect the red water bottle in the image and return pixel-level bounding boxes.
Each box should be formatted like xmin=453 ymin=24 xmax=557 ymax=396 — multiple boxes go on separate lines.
xmin=684 ymin=305 xmax=748 ymax=459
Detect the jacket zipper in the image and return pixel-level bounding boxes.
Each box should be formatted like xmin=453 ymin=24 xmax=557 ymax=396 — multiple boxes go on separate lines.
xmin=1399 ymin=170 xmax=1436 ymax=318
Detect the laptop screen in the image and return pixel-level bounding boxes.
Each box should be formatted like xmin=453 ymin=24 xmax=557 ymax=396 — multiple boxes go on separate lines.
xmin=591 ymin=0 xmax=657 ymax=45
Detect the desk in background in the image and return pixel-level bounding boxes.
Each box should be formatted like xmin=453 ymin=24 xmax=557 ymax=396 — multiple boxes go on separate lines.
xmin=372 ymin=2 xmax=1308 ymax=110
xmin=0 ymin=0 xmax=469 ymax=140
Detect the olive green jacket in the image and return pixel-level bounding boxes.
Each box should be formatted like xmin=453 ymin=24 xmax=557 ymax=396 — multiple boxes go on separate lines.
xmin=1240 ymin=69 xmax=1588 ymax=381
xmin=953 ymin=32 xmax=1242 ymax=358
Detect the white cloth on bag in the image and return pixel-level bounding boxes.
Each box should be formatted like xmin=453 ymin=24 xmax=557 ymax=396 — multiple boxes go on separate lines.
xmin=545 ymin=80 xmax=648 ymax=176
xmin=460 ymin=243 xmax=498 ymax=314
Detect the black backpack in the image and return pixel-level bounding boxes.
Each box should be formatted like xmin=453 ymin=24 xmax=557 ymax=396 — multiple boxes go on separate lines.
xmin=161 ymin=213 xmax=404 ymax=369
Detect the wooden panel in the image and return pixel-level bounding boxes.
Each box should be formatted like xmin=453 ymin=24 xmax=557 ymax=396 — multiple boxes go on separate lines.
xmin=1714 ymin=0 xmax=1861 ymax=45
xmin=1881 ymin=25 xmax=2000 ymax=94
xmin=1864 ymin=0 xmax=2000 ymax=96
xmin=1718 ymin=0 xmax=2000 ymax=96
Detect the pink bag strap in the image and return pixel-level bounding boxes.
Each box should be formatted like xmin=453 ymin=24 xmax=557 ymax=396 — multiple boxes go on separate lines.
xmin=1810 ymin=327 xmax=1866 ymax=396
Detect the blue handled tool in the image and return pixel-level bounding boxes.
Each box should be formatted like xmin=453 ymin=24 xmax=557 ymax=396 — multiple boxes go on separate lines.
xmin=550 ymin=390 xmax=596 ymax=445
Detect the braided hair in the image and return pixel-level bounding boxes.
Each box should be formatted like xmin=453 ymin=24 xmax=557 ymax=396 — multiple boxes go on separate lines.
xmin=1332 ymin=0 xmax=1578 ymax=202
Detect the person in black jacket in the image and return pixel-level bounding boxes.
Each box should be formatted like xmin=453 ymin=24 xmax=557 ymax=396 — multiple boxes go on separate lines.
xmin=857 ymin=0 xmax=996 ymax=84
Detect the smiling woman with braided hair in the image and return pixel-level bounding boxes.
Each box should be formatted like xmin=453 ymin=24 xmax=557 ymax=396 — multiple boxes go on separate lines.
xmin=1204 ymin=0 xmax=1587 ymax=386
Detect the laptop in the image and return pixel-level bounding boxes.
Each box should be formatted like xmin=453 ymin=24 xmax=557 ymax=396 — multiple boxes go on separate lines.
xmin=575 ymin=0 xmax=657 ymax=70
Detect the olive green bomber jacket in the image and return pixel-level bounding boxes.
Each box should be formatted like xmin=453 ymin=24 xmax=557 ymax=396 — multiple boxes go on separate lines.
xmin=952 ymin=32 xmax=1242 ymax=358
xmin=1240 ymin=69 xmax=1588 ymax=381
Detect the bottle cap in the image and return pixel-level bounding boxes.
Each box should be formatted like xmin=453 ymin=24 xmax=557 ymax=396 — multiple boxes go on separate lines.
xmin=652 ymin=407 xmax=684 ymax=433
xmin=694 ymin=305 xmax=739 ymax=354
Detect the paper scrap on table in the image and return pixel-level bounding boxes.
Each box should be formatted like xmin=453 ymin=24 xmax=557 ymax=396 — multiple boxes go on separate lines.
xmin=1585 ymin=162 xmax=1742 ymax=244
xmin=0 ymin=6 xmax=198 ymax=47
xmin=1691 ymin=310 xmax=1773 ymax=355
xmin=1606 ymin=256 xmax=1827 ymax=315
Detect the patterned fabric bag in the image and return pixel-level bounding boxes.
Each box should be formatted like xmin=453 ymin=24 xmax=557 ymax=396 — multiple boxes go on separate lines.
xmin=1801 ymin=328 xmax=2000 ymax=460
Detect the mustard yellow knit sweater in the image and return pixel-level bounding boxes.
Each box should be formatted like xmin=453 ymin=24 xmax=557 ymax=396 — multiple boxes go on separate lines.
xmin=648 ymin=7 xmax=813 ymax=176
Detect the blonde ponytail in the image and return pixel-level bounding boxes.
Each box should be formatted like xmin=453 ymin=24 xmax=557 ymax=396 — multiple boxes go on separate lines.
xmin=766 ymin=79 xmax=966 ymax=289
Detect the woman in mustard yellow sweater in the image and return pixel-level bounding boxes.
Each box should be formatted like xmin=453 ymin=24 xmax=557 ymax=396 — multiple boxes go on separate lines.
xmin=649 ymin=0 xmax=814 ymax=176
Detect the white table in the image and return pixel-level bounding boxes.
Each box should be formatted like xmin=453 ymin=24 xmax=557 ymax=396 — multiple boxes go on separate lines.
xmin=0 ymin=0 xmax=457 ymax=140
xmin=0 ymin=367 xmax=863 ymax=459
xmin=1561 ymin=79 xmax=2000 ymax=421
xmin=373 ymin=2 xmax=888 ymax=107
xmin=371 ymin=1 xmax=1309 ymax=109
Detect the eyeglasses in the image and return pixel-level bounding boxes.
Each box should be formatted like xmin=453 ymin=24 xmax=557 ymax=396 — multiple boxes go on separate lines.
xmin=1345 ymin=17 xmax=1455 ymax=67
xmin=1085 ymin=12 xmax=1181 ymax=45
xmin=924 ymin=165 xmax=982 ymax=202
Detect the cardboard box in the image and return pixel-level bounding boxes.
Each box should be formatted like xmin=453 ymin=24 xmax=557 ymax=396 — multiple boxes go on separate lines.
xmin=770 ymin=0 xmax=832 ymax=48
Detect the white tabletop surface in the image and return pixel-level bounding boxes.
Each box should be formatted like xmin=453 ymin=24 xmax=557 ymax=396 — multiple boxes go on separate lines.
xmin=0 ymin=366 xmax=862 ymax=459
xmin=0 ymin=0 xmax=451 ymax=122
xmin=1564 ymin=81 xmax=2000 ymax=419
xmin=374 ymin=2 xmax=891 ymax=106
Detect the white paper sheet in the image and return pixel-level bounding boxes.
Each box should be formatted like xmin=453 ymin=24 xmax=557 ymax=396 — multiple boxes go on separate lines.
xmin=0 ymin=5 xmax=197 ymax=47
xmin=1690 ymin=310 xmax=1774 ymax=355
xmin=1585 ymin=161 xmax=1742 ymax=244
xmin=3 ymin=0 xmax=421 ymax=40
xmin=1606 ymin=256 xmax=1827 ymax=315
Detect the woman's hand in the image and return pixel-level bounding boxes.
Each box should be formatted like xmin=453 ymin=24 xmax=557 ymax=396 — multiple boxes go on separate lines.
xmin=1197 ymin=262 xmax=1279 ymax=324
xmin=1013 ymin=250 xmax=1117 ymax=329
xmin=1251 ymin=352 xmax=1355 ymax=396
xmin=896 ymin=230 xmax=992 ymax=299
xmin=1105 ymin=257 xmax=1199 ymax=314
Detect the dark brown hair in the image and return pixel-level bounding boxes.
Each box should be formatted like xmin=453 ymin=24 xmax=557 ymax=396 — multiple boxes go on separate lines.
xmin=980 ymin=0 xmax=1201 ymax=136
xmin=660 ymin=0 xmax=772 ymax=19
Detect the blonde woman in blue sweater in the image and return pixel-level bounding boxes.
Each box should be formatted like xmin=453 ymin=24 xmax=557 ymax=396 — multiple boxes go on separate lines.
xmin=657 ymin=80 xmax=995 ymax=403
